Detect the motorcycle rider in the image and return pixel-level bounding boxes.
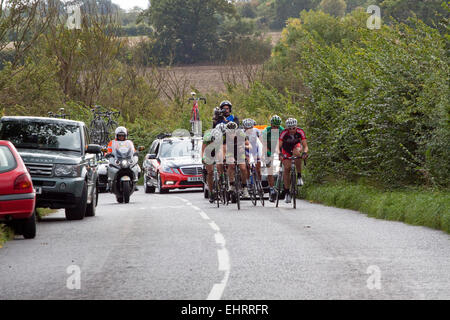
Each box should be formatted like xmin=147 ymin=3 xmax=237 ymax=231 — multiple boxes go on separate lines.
xmin=107 ymin=126 xmax=140 ymax=190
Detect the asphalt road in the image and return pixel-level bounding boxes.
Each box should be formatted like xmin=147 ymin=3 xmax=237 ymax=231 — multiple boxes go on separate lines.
xmin=1 ymin=188 xmax=450 ymax=300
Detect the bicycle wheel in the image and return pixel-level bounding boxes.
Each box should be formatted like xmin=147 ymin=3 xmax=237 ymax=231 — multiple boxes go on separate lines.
xmin=222 ymin=173 xmax=229 ymax=205
xmin=275 ymin=167 xmax=283 ymax=208
xmin=291 ymin=167 xmax=297 ymax=209
xmin=256 ymin=177 xmax=265 ymax=207
xmin=220 ymin=174 xmax=227 ymax=205
xmin=235 ymin=165 xmax=241 ymax=211
xmin=249 ymin=168 xmax=257 ymax=206
xmin=214 ymin=177 xmax=220 ymax=208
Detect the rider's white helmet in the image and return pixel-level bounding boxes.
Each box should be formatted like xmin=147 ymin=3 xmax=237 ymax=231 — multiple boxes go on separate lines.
xmin=243 ymin=118 xmax=255 ymax=129
xmin=285 ymin=118 xmax=298 ymax=129
xmin=115 ymin=126 xmax=127 ymax=139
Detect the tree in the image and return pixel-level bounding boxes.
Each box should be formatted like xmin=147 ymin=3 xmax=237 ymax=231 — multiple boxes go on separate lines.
xmin=142 ymin=0 xmax=236 ymax=64
xmin=271 ymin=0 xmax=319 ymax=30
xmin=318 ymin=0 xmax=347 ymax=17
xmin=380 ymin=0 xmax=448 ymax=26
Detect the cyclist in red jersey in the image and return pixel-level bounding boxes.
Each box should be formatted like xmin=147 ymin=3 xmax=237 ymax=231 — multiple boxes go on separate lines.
xmin=278 ymin=118 xmax=309 ymax=203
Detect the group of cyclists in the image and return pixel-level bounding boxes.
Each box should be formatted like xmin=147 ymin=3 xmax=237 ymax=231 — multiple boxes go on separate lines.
xmin=202 ymin=100 xmax=309 ymax=205
xmin=104 ymin=99 xmax=309 ymax=205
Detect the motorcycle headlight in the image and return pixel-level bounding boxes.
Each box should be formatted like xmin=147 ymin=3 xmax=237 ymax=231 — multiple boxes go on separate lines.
xmin=55 ymin=164 xmax=79 ymax=177
xmin=121 ymin=160 xmax=128 ymax=167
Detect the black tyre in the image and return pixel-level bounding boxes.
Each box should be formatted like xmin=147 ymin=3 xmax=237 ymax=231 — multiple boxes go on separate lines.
xmin=291 ymin=173 xmax=297 ymax=209
xmin=256 ymin=179 xmax=265 ymax=207
xmin=86 ymin=183 xmax=98 ymax=217
xmin=117 ymin=196 xmax=124 ymax=203
xmin=158 ymin=173 xmax=169 ymax=194
xmin=275 ymin=175 xmax=282 ymax=208
xmin=123 ymin=181 xmax=131 ymax=204
xmin=214 ymin=179 xmax=220 ymax=208
xmin=235 ymin=167 xmax=241 ymax=211
xmin=250 ymin=178 xmax=257 ymax=206
xmin=20 ymin=210 xmax=37 ymax=239
xmin=204 ymin=187 xmax=209 ymax=199
xmin=65 ymin=182 xmax=87 ymax=220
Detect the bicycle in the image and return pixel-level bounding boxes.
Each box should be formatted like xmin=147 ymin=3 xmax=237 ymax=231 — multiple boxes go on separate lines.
xmin=212 ymin=162 xmax=229 ymax=208
xmin=89 ymin=105 xmax=120 ymax=146
xmin=275 ymin=155 xmax=306 ymax=209
xmin=188 ymin=92 xmax=206 ymax=136
xmin=246 ymin=156 xmax=265 ymax=207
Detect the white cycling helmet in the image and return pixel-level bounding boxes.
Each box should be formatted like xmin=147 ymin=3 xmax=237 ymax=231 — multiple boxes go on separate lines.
xmin=216 ymin=123 xmax=227 ymax=134
xmin=285 ymin=118 xmax=298 ymax=129
xmin=211 ymin=129 xmax=222 ymax=141
xmin=243 ymin=118 xmax=255 ymax=129
xmin=115 ymin=126 xmax=127 ymax=139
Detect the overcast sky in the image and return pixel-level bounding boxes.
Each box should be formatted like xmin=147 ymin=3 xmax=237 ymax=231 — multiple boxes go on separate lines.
xmin=111 ymin=0 xmax=150 ymax=11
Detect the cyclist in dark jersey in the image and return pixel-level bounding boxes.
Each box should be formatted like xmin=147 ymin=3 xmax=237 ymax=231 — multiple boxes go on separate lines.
xmin=279 ymin=118 xmax=309 ymax=203
xmin=202 ymin=127 xmax=225 ymax=203
xmin=224 ymin=121 xmax=250 ymax=198
xmin=261 ymin=115 xmax=284 ymax=202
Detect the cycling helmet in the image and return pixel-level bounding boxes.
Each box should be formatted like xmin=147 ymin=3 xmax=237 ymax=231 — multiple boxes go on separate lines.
xmin=226 ymin=121 xmax=238 ymax=131
xmin=211 ymin=128 xmax=222 ymax=141
xmin=285 ymin=118 xmax=298 ymax=129
xmin=243 ymin=118 xmax=255 ymax=129
xmin=216 ymin=123 xmax=227 ymax=134
xmin=115 ymin=126 xmax=127 ymax=139
xmin=219 ymin=100 xmax=232 ymax=113
xmin=270 ymin=115 xmax=282 ymax=126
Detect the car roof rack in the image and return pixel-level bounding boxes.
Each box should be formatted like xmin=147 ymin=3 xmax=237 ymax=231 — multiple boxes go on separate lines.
xmin=156 ymin=133 xmax=172 ymax=140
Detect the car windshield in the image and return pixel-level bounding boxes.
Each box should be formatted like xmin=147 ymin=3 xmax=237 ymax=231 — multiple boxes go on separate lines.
xmin=0 ymin=145 xmax=17 ymax=174
xmin=159 ymin=140 xmax=200 ymax=158
xmin=0 ymin=120 xmax=81 ymax=153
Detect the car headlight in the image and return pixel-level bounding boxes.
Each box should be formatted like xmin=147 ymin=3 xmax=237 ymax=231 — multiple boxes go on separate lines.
xmin=54 ymin=164 xmax=79 ymax=177
xmin=162 ymin=166 xmax=172 ymax=173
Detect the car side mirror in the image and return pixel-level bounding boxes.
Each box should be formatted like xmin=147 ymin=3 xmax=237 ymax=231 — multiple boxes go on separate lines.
xmin=149 ymin=154 xmax=157 ymax=160
xmin=86 ymin=144 xmax=102 ymax=154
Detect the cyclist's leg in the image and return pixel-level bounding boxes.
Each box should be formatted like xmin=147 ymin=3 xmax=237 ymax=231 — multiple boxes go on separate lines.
xmin=293 ymin=144 xmax=303 ymax=173
xmin=293 ymin=144 xmax=304 ymax=185
xmin=206 ymin=164 xmax=214 ymax=195
xmin=282 ymin=149 xmax=292 ymax=192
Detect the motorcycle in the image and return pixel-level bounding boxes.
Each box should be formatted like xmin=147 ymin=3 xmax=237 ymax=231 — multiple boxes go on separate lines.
xmin=106 ymin=142 xmax=142 ymax=204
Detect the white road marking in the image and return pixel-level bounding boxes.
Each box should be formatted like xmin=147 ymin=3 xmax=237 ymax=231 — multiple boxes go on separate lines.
xmin=215 ymin=233 xmax=226 ymax=246
xmin=209 ymin=222 xmax=220 ymax=232
xmin=174 ymin=196 xmax=231 ymax=300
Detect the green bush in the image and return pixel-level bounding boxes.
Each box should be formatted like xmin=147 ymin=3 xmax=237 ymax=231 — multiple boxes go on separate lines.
xmin=302 ymin=182 xmax=450 ymax=233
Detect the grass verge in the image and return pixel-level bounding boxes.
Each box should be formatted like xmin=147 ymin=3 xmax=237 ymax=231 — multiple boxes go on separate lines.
xmin=299 ymin=182 xmax=450 ymax=234
xmin=0 ymin=223 xmax=14 ymax=247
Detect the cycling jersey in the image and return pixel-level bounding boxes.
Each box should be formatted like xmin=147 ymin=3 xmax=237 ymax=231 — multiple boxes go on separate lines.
xmin=245 ymin=127 xmax=262 ymax=161
xmin=262 ymin=126 xmax=284 ymax=157
xmin=225 ymin=129 xmax=248 ymax=164
xmin=279 ymin=128 xmax=307 ymax=156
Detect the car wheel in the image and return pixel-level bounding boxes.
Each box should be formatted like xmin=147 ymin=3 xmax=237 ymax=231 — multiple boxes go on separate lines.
xmin=19 ymin=210 xmax=37 ymax=239
xmin=158 ymin=173 xmax=169 ymax=194
xmin=65 ymin=182 xmax=87 ymax=221
xmin=85 ymin=183 xmax=98 ymax=217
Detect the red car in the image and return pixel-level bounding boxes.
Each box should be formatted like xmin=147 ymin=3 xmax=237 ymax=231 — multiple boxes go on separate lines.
xmin=0 ymin=140 xmax=36 ymax=239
